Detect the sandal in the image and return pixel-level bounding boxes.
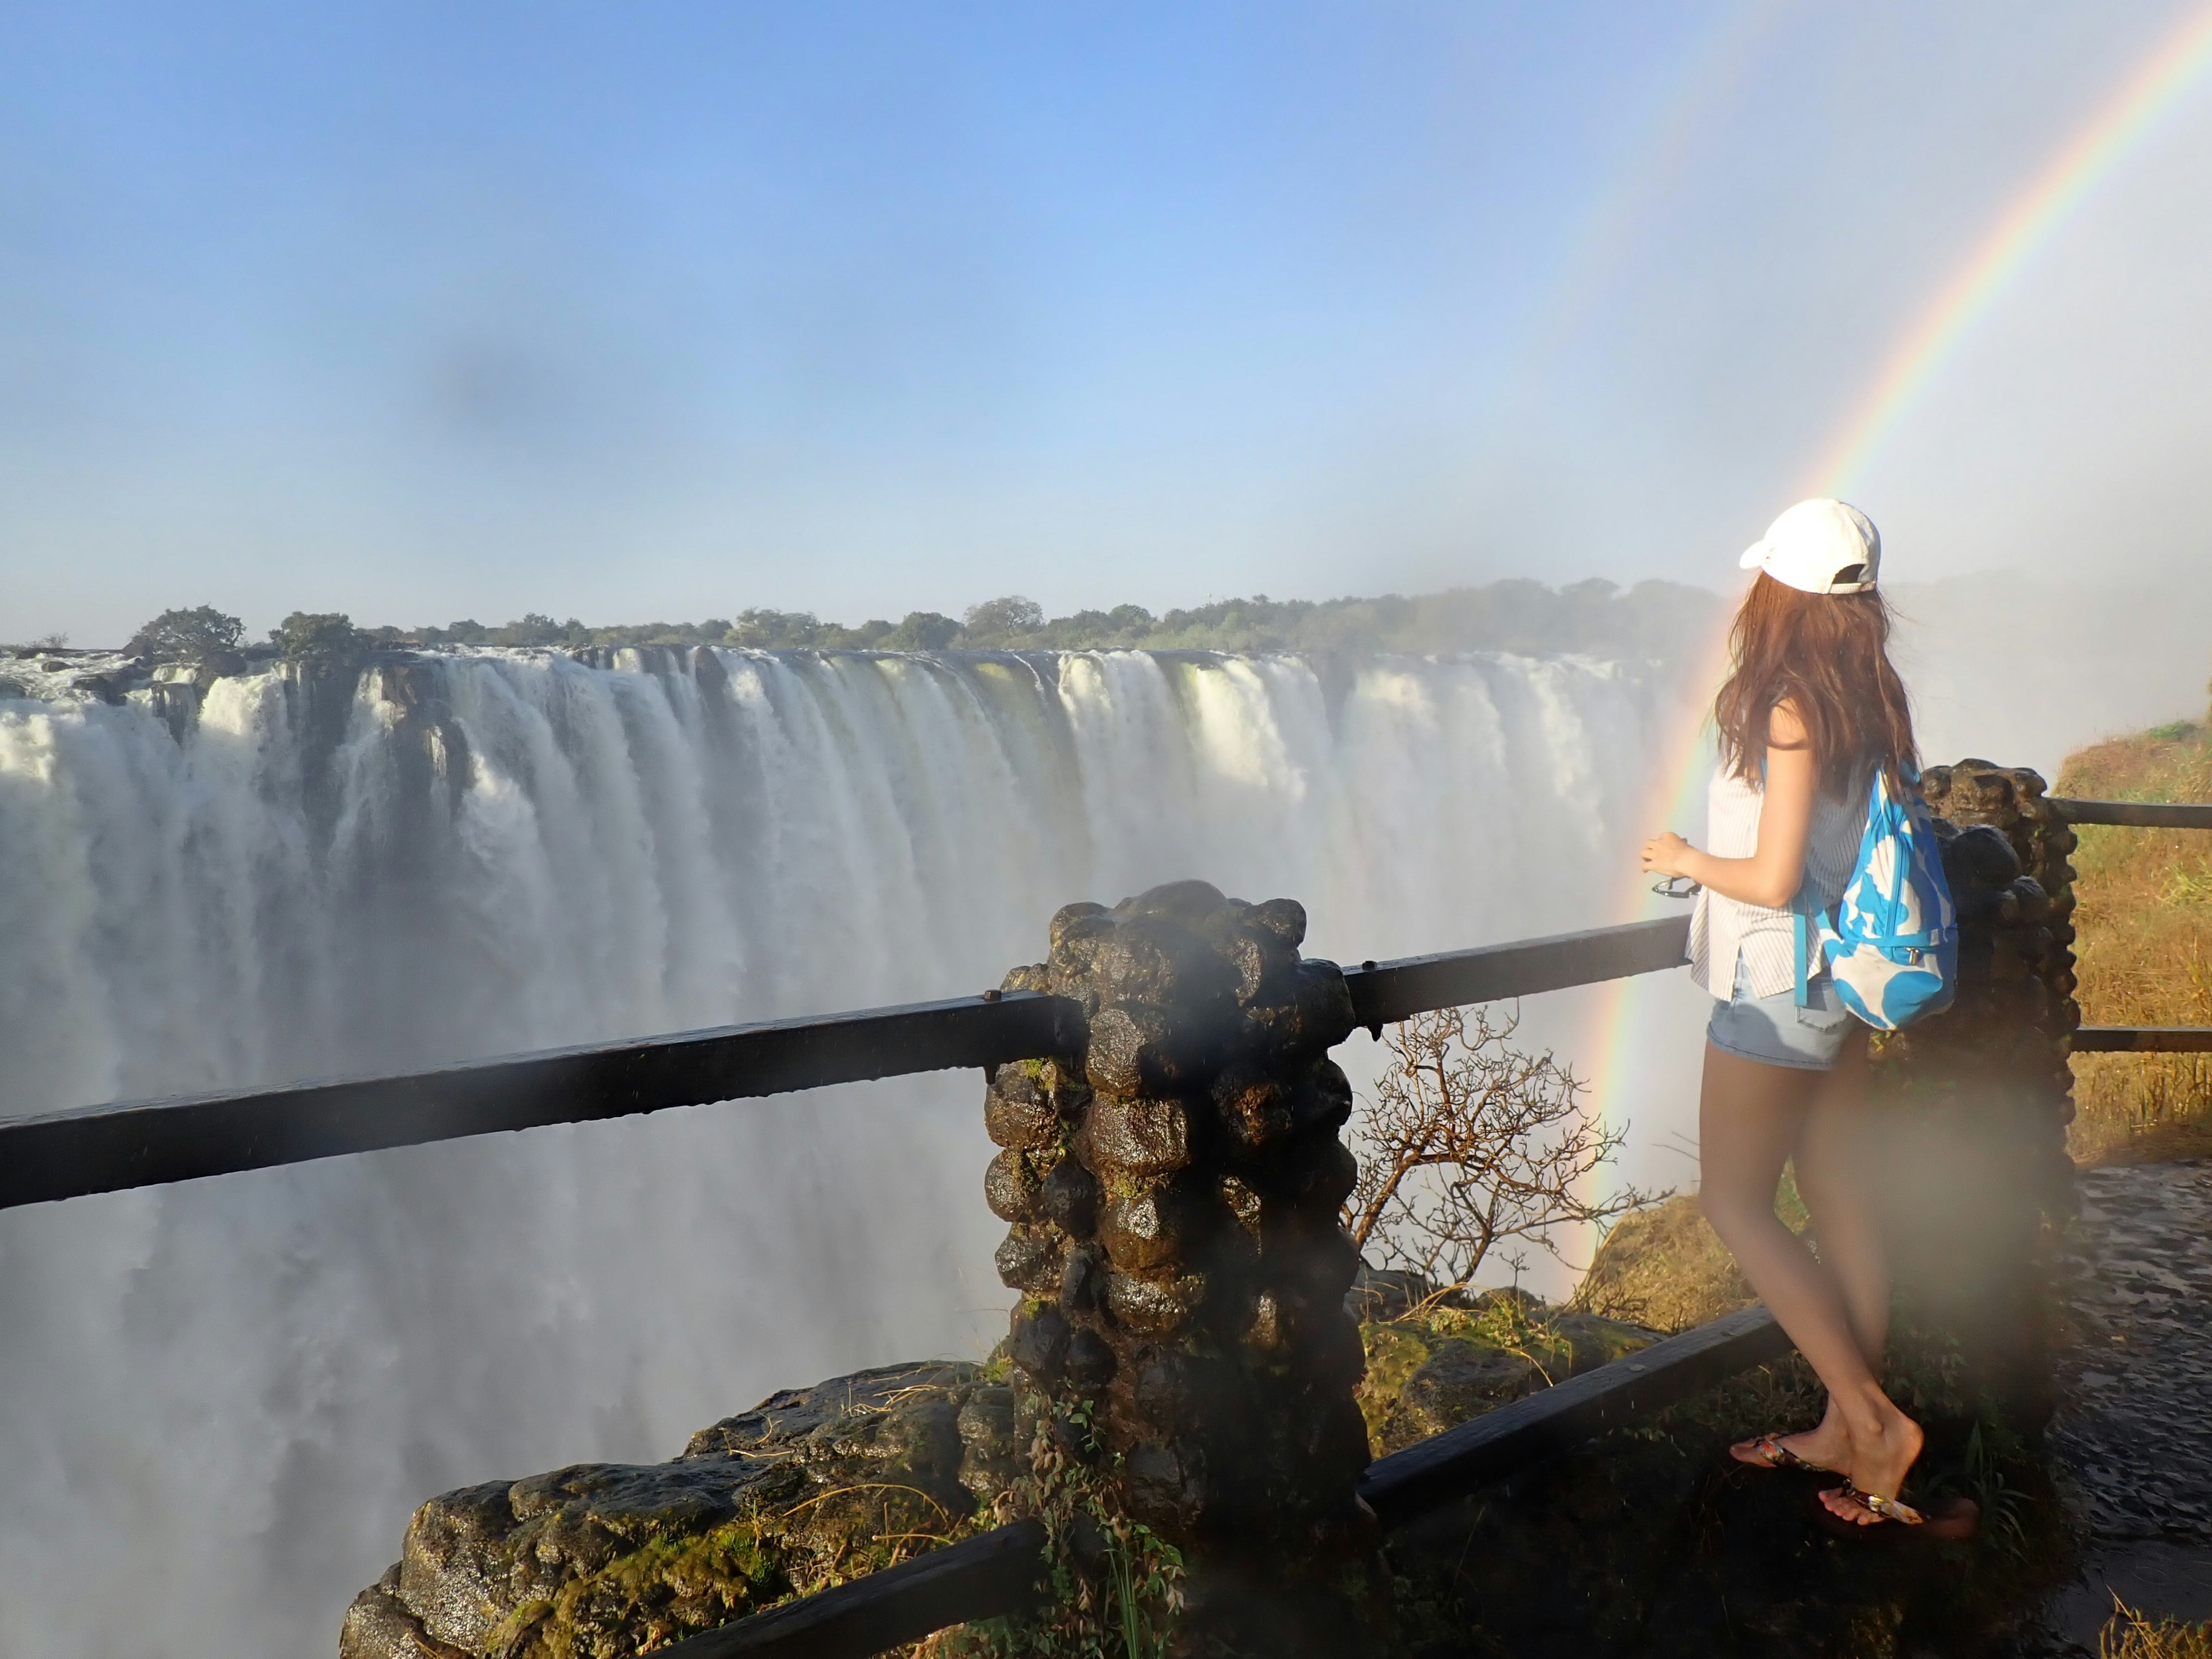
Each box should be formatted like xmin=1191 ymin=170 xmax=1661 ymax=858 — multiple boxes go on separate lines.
xmin=1817 ymin=1484 xmax=1979 ymax=1539
xmin=1729 ymin=1434 xmax=1838 ymax=1475
xmin=1821 ymin=1482 xmax=1924 ymax=1525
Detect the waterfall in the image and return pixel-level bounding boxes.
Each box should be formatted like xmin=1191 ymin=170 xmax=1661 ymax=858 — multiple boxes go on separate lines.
xmin=0 ymin=646 xmax=1671 ymax=1657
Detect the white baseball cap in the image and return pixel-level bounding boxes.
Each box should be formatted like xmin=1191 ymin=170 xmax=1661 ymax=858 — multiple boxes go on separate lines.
xmin=1739 ymin=499 xmax=1880 ymax=594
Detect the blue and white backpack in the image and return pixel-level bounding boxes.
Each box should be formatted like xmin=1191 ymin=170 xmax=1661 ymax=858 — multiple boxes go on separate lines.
xmin=1793 ymin=766 xmax=1957 ymax=1031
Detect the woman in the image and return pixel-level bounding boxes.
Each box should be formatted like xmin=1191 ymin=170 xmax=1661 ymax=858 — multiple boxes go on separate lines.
xmin=1641 ymin=498 xmax=1938 ymax=1530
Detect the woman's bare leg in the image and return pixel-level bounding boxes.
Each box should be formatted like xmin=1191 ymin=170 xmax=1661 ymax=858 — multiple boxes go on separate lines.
xmin=1782 ymin=1033 xmax=1888 ymax=1464
xmin=1794 ymin=1033 xmax=1889 ymax=1358
xmin=1700 ymin=1041 xmax=1921 ymax=1512
xmin=1787 ymin=1030 xmax=1923 ymax=1517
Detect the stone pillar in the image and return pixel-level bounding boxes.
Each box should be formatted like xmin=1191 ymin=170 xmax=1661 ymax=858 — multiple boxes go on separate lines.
xmin=986 ymin=880 xmax=1373 ymax=1654
xmin=1913 ymin=759 xmax=2080 ymax=1206
xmin=1873 ymin=760 xmax=2080 ymax=1427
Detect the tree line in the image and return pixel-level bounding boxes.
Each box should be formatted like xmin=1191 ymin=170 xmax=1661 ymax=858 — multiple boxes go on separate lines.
xmin=111 ymin=578 xmax=1715 ymax=665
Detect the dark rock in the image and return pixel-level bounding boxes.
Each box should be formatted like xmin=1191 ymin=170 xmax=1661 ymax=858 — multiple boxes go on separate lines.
xmin=1010 ymin=1304 xmax=1071 ymax=1385
xmin=395 ymin=1481 xmax=520 ymax=1651
xmin=1942 ymin=822 xmax=2024 ymax=891
xmin=1290 ymin=1058 xmax=1355 ymax=1134
xmin=983 ymin=1147 xmax=1043 ymax=1222
xmin=983 ymin=1064 xmax=1064 ymax=1150
xmin=1048 ymin=901 xmax=1111 ymax=949
xmin=340 ymin=1567 xmax=467 ymax=1659
xmin=1086 ymin=1003 xmax=1215 ymax=1094
xmin=1039 ymin=1154 xmax=1101 ymax=1237
xmin=1199 ymin=914 xmax=1300 ymax=1006
xmin=1099 ymin=1181 xmax=1199 ymax=1273
xmin=956 ymin=1387 xmax=1018 ymax=1497
xmin=1242 ymin=1289 xmax=1292 ymax=1355
xmin=1059 ymin=1241 xmax=1105 ymax=1313
xmin=1217 ymin=1172 xmax=1264 ymax=1240
xmin=1066 ymin=1327 xmax=1118 ymax=1388
xmin=995 ymin=1224 xmax=1064 ymax=1293
xmin=681 ymin=1360 xmax=968 ymax=1456
xmin=1274 ymin=1132 xmax=1361 ymax=1215
xmin=1119 ymin=878 xmax=1232 ymax=926
xmin=1104 ymin=1268 xmax=1207 ymax=1336
xmin=998 ymin=961 xmax=1051 ymax=994
xmin=1301 ymin=1307 xmax=1370 ymax=1391
xmin=1122 ymin=1441 xmax=1205 ymax=1531
xmin=1092 ymin=916 xmax=1224 ymax=1009
xmin=1214 ymin=1065 xmax=1294 ymax=1155
xmin=1081 ymin=1091 xmax=1192 ymax=1177
xmin=346 ymin=1362 xmax=1007 ymax=1659
xmin=1241 ymin=961 xmax=1357 ymax=1059
xmin=1130 ymin=1346 xmax=1195 ymax=1425
xmin=1245 ymin=897 xmax=1307 ymax=948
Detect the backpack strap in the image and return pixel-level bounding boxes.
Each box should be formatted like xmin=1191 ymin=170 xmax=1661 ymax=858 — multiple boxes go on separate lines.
xmin=1761 ymin=750 xmax=1816 ymax=1010
xmin=1793 ymin=897 xmax=1811 ymax=1009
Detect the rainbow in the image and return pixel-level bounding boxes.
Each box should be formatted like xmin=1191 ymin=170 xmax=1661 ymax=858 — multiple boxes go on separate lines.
xmin=1579 ymin=1 xmax=2212 ymax=1209
xmin=1802 ymin=3 xmax=2212 ymax=499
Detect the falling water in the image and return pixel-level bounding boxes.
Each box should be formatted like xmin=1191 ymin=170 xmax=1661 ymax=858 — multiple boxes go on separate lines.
xmin=0 ymin=645 xmax=1672 ymax=1658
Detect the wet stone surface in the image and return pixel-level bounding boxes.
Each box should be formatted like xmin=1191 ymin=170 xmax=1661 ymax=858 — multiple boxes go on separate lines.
xmin=2048 ymin=1161 xmax=2212 ymax=1544
xmin=2040 ymin=1160 xmax=2212 ymax=1646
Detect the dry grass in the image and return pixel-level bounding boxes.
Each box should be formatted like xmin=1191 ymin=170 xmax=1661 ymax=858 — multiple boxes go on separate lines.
xmin=2056 ymin=719 xmax=2212 ymax=1167
xmin=2101 ymin=1599 xmax=2212 ymax=1659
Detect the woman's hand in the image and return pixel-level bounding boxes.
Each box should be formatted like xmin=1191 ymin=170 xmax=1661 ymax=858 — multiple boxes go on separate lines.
xmin=1641 ymin=831 xmax=1694 ymax=878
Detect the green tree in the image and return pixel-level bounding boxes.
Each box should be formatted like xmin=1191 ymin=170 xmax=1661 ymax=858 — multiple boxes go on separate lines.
xmin=881 ymin=611 xmax=961 ymax=650
xmin=127 ymin=606 xmax=245 ymax=660
xmin=270 ymin=612 xmax=365 ymax=660
xmin=727 ymin=609 xmax=823 ymax=648
xmin=492 ymin=613 xmax=586 ymax=647
xmin=961 ymin=594 xmax=1044 ymax=643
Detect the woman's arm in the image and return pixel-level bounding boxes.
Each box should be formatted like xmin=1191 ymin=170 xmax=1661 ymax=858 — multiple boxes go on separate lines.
xmin=1641 ymin=702 xmax=1817 ymax=909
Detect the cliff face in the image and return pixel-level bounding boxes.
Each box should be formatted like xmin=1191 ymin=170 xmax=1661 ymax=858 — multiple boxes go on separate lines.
xmin=339 ymin=1362 xmax=1016 ymax=1659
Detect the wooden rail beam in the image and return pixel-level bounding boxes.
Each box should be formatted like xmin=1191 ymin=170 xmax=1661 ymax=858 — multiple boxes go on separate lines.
xmin=0 ymin=919 xmax=1695 ymax=1210
xmin=0 ymin=993 xmax=1081 ymax=1212
xmin=1356 ymin=1304 xmax=1791 ymax=1529
xmin=656 ymin=1520 xmax=1050 ymax=1659
xmin=2048 ymin=798 xmax=2212 ymax=830
xmin=1344 ymin=915 xmax=1691 ymax=1031
xmin=2071 ymin=1027 xmax=2212 ymax=1053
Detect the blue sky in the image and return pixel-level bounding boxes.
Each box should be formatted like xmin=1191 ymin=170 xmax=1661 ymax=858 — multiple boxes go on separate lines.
xmin=4 ymin=1 xmax=2210 ymax=643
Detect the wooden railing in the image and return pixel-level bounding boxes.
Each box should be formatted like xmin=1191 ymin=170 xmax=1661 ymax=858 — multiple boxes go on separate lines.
xmin=2053 ymin=798 xmax=2212 ymax=830
xmin=2 ymin=790 xmax=2201 ymax=1655
xmin=652 ymin=792 xmax=2212 ymax=1657
xmin=2051 ymin=796 xmax=2212 ymax=1051
xmin=0 ymin=916 xmax=1694 ymax=1213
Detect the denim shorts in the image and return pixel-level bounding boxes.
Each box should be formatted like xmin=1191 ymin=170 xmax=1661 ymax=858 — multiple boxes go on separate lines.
xmin=1706 ymin=956 xmax=1856 ymax=1071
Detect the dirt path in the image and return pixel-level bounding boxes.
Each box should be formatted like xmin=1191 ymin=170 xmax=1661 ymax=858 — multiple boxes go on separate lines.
xmin=2039 ymin=1158 xmax=2212 ymax=1646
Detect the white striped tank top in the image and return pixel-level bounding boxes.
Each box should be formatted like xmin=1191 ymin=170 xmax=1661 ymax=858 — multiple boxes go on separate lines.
xmin=1687 ymin=758 xmax=1870 ymax=999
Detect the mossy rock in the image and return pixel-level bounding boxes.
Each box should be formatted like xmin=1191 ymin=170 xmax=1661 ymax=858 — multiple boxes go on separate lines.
xmin=1575 ymin=1184 xmax=1821 ymax=1334
xmin=1354 ymin=1286 xmax=1664 ymax=1457
xmin=340 ymin=1362 xmax=1017 ymax=1659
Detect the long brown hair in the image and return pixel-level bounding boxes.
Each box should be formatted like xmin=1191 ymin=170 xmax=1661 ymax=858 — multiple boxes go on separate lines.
xmin=1714 ymin=573 xmax=1916 ymax=796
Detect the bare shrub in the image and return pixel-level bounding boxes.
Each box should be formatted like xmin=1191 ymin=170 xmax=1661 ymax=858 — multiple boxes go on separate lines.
xmin=1341 ymin=1004 xmax=1652 ymax=1290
